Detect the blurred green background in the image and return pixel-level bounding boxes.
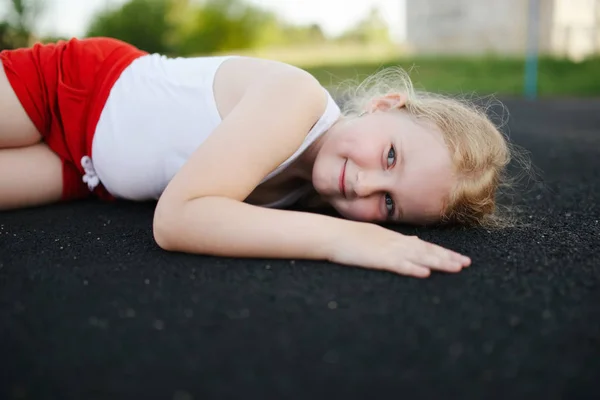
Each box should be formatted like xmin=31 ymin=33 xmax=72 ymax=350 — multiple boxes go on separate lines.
xmin=1 ymin=0 xmax=599 ymax=97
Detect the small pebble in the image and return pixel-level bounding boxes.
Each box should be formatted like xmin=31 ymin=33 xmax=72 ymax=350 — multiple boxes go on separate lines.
xmin=469 ymin=320 xmax=481 ymax=330
xmin=89 ymin=317 xmax=109 ymax=329
xmin=449 ymin=342 xmax=463 ymax=358
xmin=153 ymin=320 xmax=165 ymax=330
xmin=482 ymin=370 xmax=494 ymax=381
xmin=13 ymin=302 xmax=24 ymax=313
xmin=173 ymin=390 xmax=193 ymax=400
xmin=328 ymin=301 xmax=338 ymax=310
xmin=483 ymin=341 xmax=495 ymax=354
xmin=323 ymin=350 xmax=339 ymax=364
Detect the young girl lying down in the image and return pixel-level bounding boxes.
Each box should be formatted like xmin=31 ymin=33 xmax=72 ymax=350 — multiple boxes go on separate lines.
xmin=0 ymin=37 xmax=515 ymax=278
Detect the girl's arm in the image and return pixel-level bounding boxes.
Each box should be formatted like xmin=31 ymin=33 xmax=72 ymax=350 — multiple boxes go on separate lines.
xmin=154 ymin=68 xmax=332 ymax=256
xmin=155 ymin=195 xmax=354 ymax=260
xmin=155 ymin=194 xmax=470 ymax=277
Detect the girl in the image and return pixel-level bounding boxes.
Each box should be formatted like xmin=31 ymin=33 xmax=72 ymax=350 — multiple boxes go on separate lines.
xmin=0 ymin=37 xmax=513 ymax=278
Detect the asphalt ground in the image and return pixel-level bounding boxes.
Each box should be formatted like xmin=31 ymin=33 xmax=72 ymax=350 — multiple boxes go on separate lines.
xmin=1 ymin=98 xmax=599 ymax=399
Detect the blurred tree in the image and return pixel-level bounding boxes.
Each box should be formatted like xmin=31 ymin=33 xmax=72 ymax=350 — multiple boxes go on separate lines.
xmin=336 ymin=7 xmax=391 ymax=44
xmin=1 ymin=0 xmax=45 ymax=50
xmin=86 ymin=0 xmax=175 ymax=54
xmin=38 ymin=35 xmax=70 ymax=44
xmin=174 ymin=0 xmax=281 ymax=55
xmin=83 ymin=0 xmax=330 ymax=56
xmin=280 ymin=24 xmax=326 ymax=46
xmin=0 ymin=22 xmax=12 ymax=50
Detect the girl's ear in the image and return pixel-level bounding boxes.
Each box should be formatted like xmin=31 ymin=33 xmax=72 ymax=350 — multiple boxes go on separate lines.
xmin=365 ymin=93 xmax=409 ymax=114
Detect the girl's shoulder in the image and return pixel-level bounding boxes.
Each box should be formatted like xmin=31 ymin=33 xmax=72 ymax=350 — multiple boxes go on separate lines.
xmin=213 ymin=55 xmax=339 ymax=125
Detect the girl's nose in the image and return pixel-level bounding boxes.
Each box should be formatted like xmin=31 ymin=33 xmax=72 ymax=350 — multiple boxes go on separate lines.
xmin=353 ymin=170 xmax=389 ymax=198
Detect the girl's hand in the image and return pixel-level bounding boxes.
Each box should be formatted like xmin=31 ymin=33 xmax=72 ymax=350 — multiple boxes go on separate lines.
xmin=328 ymin=222 xmax=471 ymax=278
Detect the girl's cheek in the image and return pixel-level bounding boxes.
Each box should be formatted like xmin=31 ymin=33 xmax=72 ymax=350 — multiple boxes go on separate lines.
xmin=345 ymin=200 xmax=380 ymax=222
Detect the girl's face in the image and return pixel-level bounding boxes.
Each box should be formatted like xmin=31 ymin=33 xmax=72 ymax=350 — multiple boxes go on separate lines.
xmin=311 ymin=95 xmax=456 ymax=226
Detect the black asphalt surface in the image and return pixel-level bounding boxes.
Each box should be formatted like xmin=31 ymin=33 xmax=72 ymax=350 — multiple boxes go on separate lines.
xmin=1 ymin=98 xmax=599 ymax=400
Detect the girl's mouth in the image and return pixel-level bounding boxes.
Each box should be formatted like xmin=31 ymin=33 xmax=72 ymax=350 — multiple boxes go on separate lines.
xmin=339 ymin=159 xmax=347 ymax=198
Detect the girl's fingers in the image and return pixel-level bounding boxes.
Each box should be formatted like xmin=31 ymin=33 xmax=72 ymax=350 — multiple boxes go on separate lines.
xmin=414 ymin=253 xmax=463 ymax=272
xmin=421 ymin=240 xmax=471 ymax=267
xmin=396 ymin=261 xmax=431 ymax=278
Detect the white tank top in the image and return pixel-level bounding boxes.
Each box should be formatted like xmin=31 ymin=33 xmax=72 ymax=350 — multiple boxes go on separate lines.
xmin=90 ymin=53 xmax=341 ymax=207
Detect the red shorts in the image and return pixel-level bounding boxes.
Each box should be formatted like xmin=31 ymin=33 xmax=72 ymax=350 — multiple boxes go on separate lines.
xmin=0 ymin=37 xmax=148 ymax=201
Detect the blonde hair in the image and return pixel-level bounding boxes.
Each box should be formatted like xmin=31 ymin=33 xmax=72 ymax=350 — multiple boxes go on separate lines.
xmin=337 ymin=66 xmax=532 ymax=228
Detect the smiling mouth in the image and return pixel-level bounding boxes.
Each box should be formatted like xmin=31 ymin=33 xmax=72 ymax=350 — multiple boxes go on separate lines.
xmin=339 ymin=159 xmax=347 ymax=197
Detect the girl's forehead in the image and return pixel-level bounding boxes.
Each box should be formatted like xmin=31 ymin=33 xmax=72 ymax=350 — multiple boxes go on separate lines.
xmin=376 ymin=113 xmax=440 ymax=143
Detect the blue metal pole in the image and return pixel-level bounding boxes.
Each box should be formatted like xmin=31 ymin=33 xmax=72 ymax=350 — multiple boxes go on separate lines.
xmin=525 ymin=0 xmax=540 ymax=100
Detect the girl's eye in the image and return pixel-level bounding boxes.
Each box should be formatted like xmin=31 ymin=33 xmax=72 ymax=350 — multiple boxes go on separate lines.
xmin=385 ymin=193 xmax=395 ymax=217
xmin=387 ymin=146 xmax=396 ymax=167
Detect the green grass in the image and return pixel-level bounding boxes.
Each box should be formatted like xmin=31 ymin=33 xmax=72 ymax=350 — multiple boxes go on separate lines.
xmin=219 ymin=43 xmax=600 ymax=97
xmin=301 ymin=55 xmax=600 ymax=98
xmin=224 ymin=42 xmax=403 ymax=68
